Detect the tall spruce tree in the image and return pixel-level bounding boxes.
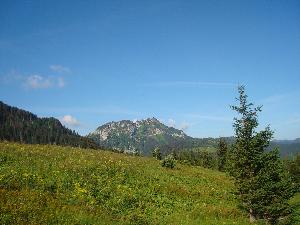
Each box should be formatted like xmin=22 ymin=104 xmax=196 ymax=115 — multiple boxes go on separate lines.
xmin=230 ymin=86 xmax=294 ymax=224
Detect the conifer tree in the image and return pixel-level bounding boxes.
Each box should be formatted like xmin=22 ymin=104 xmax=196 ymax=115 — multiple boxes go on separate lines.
xmin=230 ymin=86 xmax=294 ymax=224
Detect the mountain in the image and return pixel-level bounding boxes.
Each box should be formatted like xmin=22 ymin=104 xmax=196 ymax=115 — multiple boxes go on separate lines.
xmin=269 ymin=139 xmax=300 ymax=157
xmin=87 ymin=118 xmax=224 ymax=155
xmin=0 ymin=101 xmax=98 ymax=149
xmin=2 ymin=100 xmax=298 ymax=156
xmin=87 ymin=118 xmax=187 ymax=154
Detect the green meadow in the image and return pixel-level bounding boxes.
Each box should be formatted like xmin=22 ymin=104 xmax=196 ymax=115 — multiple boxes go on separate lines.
xmin=0 ymin=142 xmax=298 ymax=225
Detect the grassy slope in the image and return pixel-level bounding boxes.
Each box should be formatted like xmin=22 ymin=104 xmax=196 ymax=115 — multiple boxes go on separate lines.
xmin=0 ymin=142 xmax=264 ymax=224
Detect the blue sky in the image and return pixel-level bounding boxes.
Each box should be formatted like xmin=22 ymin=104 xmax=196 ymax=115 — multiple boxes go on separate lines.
xmin=1 ymin=0 xmax=299 ymax=139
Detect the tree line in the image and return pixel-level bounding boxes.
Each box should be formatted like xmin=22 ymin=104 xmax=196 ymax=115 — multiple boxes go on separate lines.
xmin=0 ymin=101 xmax=98 ymax=149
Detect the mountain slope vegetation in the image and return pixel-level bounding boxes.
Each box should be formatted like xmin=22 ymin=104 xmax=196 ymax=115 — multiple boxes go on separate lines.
xmin=0 ymin=101 xmax=98 ymax=149
xmin=87 ymin=118 xmax=228 ymax=155
xmin=0 ymin=142 xmax=252 ymax=225
xmin=88 ymin=118 xmax=300 ymax=157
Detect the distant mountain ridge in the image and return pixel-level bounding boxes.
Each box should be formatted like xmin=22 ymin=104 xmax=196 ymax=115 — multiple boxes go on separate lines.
xmin=87 ymin=118 xmax=235 ymax=155
xmin=1 ymin=101 xmax=299 ymax=156
xmin=88 ymin=118 xmax=300 ymax=156
xmin=272 ymin=138 xmax=300 ymax=144
xmin=270 ymin=139 xmax=300 ymax=157
xmin=87 ymin=118 xmax=190 ymax=154
xmin=0 ymin=101 xmax=98 ymax=149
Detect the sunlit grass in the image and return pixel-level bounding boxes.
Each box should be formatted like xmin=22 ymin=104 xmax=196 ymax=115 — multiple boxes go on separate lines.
xmin=289 ymin=193 xmax=300 ymax=224
xmin=0 ymin=142 xmax=257 ymax=224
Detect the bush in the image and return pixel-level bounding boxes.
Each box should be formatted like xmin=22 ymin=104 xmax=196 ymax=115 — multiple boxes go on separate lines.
xmin=152 ymin=147 xmax=162 ymax=160
xmin=161 ymin=154 xmax=176 ymax=169
xmin=176 ymin=149 xmax=218 ymax=169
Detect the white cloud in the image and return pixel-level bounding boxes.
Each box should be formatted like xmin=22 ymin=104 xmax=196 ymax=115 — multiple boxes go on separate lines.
xmin=1 ymin=69 xmax=66 ymax=90
xmin=25 ymin=75 xmax=52 ymax=89
xmin=165 ymin=118 xmax=190 ymax=131
xmin=179 ymin=121 xmax=190 ymax=131
xmin=61 ymin=115 xmax=80 ymax=127
xmin=158 ymin=118 xmax=164 ymax=123
xmin=50 ymin=65 xmax=71 ymax=73
xmin=167 ymin=118 xmax=176 ymax=127
xmin=24 ymin=74 xmax=65 ymax=89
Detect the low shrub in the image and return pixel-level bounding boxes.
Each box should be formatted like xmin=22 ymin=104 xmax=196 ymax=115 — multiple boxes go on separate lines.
xmin=152 ymin=147 xmax=162 ymax=160
xmin=161 ymin=154 xmax=176 ymax=169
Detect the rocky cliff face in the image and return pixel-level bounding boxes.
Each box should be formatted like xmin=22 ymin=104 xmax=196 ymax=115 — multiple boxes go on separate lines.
xmin=87 ymin=118 xmax=188 ymax=154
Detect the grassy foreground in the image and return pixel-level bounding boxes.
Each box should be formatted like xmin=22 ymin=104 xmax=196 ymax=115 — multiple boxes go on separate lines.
xmin=0 ymin=142 xmax=253 ymax=224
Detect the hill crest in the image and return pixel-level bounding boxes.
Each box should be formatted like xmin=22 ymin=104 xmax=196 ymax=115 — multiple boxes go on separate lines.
xmin=87 ymin=117 xmax=188 ymax=154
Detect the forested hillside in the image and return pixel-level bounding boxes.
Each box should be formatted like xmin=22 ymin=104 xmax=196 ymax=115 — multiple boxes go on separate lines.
xmin=0 ymin=101 xmax=98 ymax=149
xmin=270 ymin=139 xmax=300 ymax=157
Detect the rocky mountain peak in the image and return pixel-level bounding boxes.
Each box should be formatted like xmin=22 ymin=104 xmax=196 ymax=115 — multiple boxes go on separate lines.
xmin=87 ymin=117 xmax=188 ymax=154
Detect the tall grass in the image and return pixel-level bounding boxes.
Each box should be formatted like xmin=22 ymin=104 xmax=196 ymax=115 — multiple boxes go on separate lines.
xmin=0 ymin=142 xmax=251 ymax=224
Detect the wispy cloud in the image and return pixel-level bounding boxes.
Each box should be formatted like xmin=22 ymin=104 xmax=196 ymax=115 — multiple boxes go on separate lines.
xmin=24 ymin=75 xmax=65 ymax=89
xmin=146 ymin=81 xmax=236 ymax=88
xmin=50 ymin=65 xmax=71 ymax=73
xmin=165 ymin=118 xmax=190 ymax=131
xmin=25 ymin=75 xmax=53 ymax=89
xmin=60 ymin=115 xmax=81 ymax=127
xmin=1 ymin=69 xmax=66 ymax=89
xmin=179 ymin=121 xmax=190 ymax=131
xmin=167 ymin=118 xmax=176 ymax=127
